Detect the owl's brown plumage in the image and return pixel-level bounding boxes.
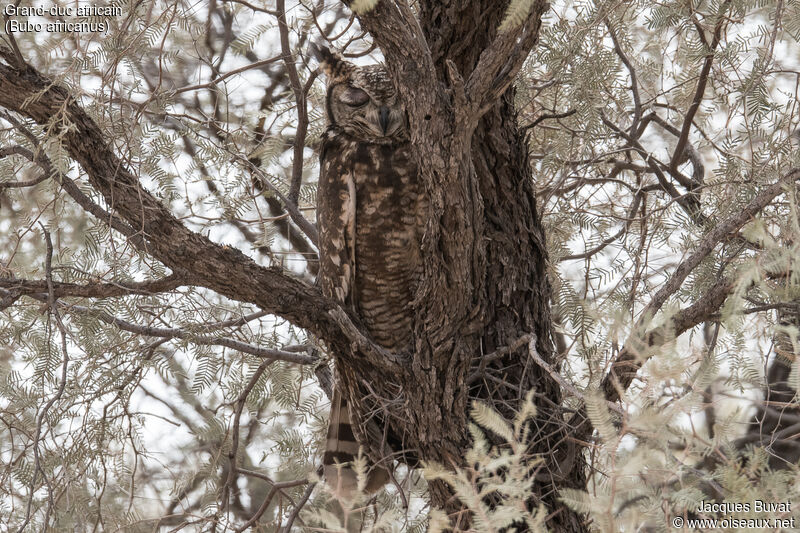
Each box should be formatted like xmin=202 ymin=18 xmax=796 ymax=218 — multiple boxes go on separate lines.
xmin=315 ymin=46 xmax=425 ymax=499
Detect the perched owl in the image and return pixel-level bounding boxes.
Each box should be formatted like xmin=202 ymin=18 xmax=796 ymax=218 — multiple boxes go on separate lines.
xmin=314 ymin=45 xmax=425 ymax=500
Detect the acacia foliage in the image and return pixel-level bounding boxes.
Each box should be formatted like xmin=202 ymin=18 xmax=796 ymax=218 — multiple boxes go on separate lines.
xmin=1 ymin=0 xmax=800 ymax=531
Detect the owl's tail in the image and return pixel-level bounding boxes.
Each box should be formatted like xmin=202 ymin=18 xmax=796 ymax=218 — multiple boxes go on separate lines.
xmin=323 ymin=389 xmax=390 ymax=501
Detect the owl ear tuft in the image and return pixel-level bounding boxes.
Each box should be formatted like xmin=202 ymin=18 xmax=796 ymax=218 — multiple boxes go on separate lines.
xmin=310 ymin=43 xmax=351 ymax=80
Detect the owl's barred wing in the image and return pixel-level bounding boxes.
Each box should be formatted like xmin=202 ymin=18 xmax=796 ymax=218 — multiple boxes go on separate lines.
xmin=318 ymin=141 xmax=356 ymax=305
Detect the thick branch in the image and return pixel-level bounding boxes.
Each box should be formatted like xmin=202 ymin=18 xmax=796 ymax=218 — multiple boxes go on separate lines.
xmin=566 ymin=273 xmax=737 ymax=450
xmin=642 ymin=169 xmax=800 ymax=321
xmin=602 ymin=274 xmax=736 ymax=404
xmin=568 ymin=170 xmax=800 ymax=445
xmin=466 ymin=1 xmax=548 ymax=116
xmin=0 ymin=53 xmax=394 ymax=373
xmin=600 ymin=169 xmax=800 ymax=403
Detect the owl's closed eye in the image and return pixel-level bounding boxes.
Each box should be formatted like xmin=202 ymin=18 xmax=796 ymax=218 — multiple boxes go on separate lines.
xmin=339 ymin=86 xmax=370 ymax=107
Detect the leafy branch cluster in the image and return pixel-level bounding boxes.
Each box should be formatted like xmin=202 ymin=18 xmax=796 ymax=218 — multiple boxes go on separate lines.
xmin=517 ymin=0 xmax=800 ymax=528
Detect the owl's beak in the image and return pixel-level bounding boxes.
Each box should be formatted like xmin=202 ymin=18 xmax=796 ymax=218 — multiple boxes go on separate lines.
xmin=379 ymin=106 xmax=390 ymax=135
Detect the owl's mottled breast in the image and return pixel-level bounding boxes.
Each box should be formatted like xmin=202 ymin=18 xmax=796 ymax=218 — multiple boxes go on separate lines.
xmin=318 ymin=128 xmax=424 ymax=352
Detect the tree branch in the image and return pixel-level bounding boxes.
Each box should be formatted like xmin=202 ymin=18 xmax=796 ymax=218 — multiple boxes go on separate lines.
xmin=559 ymin=190 xmax=644 ymax=261
xmin=0 ymin=51 xmax=395 ymax=374
xmin=57 ymin=299 xmax=318 ymax=364
xmin=641 ymin=168 xmax=800 ymax=322
xmin=276 ymin=0 xmax=310 ymax=206
xmin=466 ymin=1 xmax=549 ymax=117
xmin=669 ymin=0 xmax=731 ymax=170
xmin=601 ymin=273 xmax=736 ymax=405
xmin=172 ymin=55 xmax=286 ymax=95
xmin=566 ymin=169 xmax=800 ymax=444
xmin=0 ymin=145 xmax=49 ymax=188
xmin=0 ymin=111 xmax=150 ymax=249
xmin=604 ymin=16 xmax=641 ymax=135
xmin=566 ymin=273 xmax=737 ymax=451
xmin=0 ymin=274 xmax=185 ymax=299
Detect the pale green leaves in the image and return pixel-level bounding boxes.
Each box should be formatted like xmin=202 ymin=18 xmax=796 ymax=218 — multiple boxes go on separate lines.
xmin=499 ymin=0 xmax=536 ymax=33
xmin=470 ymin=399 xmax=515 ymax=442
xmin=584 ymin=391 xmax=617 ymax=445
xmin=305 ymin=449 xmax=415 ymax=532
xmin=423 ymin=391 xmax=547 ymax=532
xmin=350 ymin=0 xmax=379 ymax=15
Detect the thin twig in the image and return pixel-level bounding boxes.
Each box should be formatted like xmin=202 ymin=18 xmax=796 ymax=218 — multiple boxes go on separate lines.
xmin=670 ymin=0 xmax=731 ymax=170
xmin=0 ymin=274 xmax=185 ymax=298
xmin=236 ymin=476 xmax=309 ymax=532
xmin=604 ymin=17 xmax=641 ymax=135
xmin=276 ymin=0 xmax=310 ymax=206
xmin=279 ymin=481 xmax=315 ymax=532
xmin=172 ymin=55 xmax=287 ymax=95
xmin=16 ymin=228 xmax=71 ymax=533
xmin=467 ymin=334 xmax=533 ymax=384
xmin=527 ymin=336 xmax=625 ymax=416
xmin=521 ymin=109 xmax=576 ymax=131
xmin=221 ymin=358 xmax=272 ymax=517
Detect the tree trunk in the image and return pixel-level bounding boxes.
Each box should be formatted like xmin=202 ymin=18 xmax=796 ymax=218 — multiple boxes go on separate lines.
xmin=333 ymin=2 xmax=589 ymax=530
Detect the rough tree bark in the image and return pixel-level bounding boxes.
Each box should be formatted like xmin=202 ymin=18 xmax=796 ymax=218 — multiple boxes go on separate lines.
xmin=338 ymin=1 xmax=589 ymax=530
xmin=0 ymin=0 xmax=589 ymax=529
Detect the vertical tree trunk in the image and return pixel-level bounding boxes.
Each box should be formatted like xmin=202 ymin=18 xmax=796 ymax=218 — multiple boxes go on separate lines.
xmin=335 ymin=2 xmax=590 ymax=531
xmin=419 ymin=4 xmax=588 ymax=530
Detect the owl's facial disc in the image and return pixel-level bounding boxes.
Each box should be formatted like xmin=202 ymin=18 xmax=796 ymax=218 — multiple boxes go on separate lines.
xmin=329 ymin=82 xmax=406 ymax=142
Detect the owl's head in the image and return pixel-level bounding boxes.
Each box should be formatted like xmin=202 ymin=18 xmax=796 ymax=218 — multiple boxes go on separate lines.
xmin=313 ymin=45 xmax=407 ymax=144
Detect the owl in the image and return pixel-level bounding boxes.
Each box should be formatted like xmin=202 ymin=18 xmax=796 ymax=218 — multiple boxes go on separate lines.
xmin=314 ymin=45 xmax=425 ymax=500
